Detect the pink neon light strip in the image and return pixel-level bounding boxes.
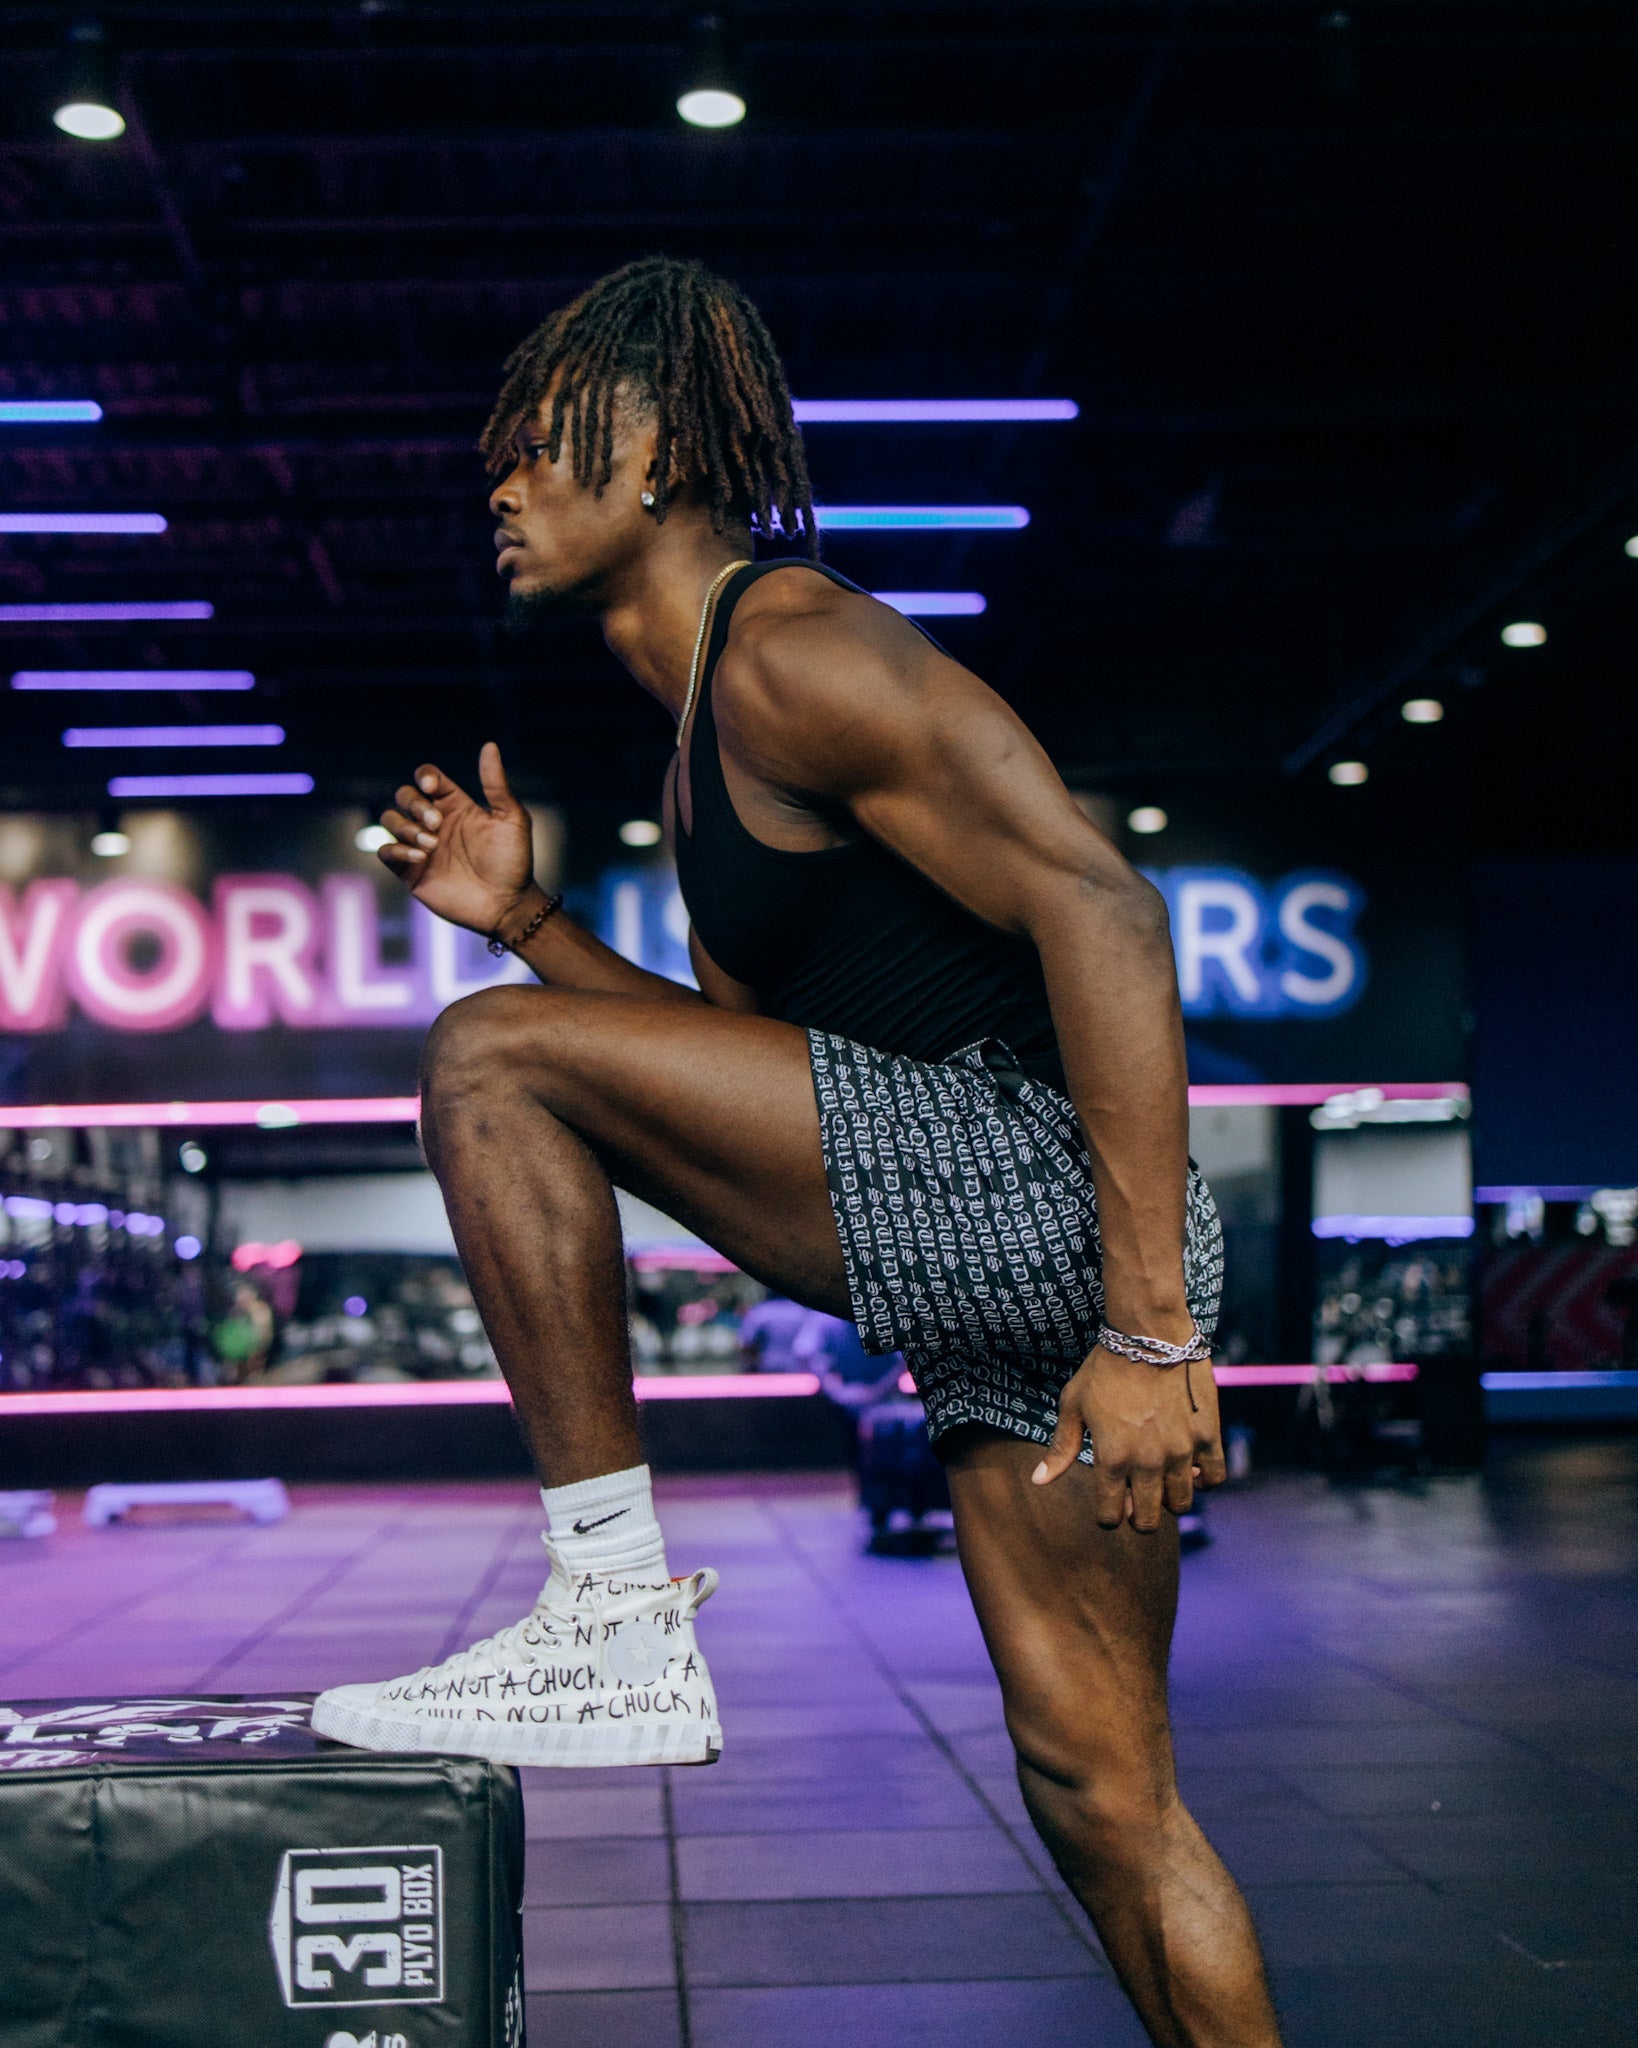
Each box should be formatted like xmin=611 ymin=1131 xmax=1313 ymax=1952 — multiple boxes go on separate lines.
xmin=1214 ymin=1362 xmax=1419 ymax=1385
xmin=0 ymin=1097 xmax=421 ymax=1130
xmin=1187 ymin=1083 xmax=1467 ymax=1107
xmin=0 ymin=1084 xmax=1467 ymax=1130
xmin=0 ymin=1362 xmax=1412 ymax=1418
xmin=0 ymin=1372 xmax=822 ymax=1417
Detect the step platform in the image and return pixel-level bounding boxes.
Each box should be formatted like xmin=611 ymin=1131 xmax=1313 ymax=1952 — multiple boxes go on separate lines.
xmin=0 ymin=1693 xmax=525 ymax=2048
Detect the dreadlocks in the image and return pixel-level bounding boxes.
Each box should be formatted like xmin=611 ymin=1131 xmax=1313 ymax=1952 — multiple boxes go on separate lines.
xmin=480 ymin=256 xmax=817 ymax=556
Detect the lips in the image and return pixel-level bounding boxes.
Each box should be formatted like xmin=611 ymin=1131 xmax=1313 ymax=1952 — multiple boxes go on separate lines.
xmin=494 ymin=530 xmax=525 ymax=571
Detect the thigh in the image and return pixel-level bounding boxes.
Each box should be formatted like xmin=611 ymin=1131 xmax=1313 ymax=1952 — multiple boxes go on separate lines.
xmin=458 ymin=986 xmax=852 ymax=1316
xmin=943 ymin=1423 xmax=1179 ymax=1777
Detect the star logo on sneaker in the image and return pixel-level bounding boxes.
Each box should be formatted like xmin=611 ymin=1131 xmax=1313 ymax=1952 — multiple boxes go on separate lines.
xmin=571 ymin=1509 xmax=629 ymax=1536
xmin=605 ymin=1618 xmax=670 ymax=1684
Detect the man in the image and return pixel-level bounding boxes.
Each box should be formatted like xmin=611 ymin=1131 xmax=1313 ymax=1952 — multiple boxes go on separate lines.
xmin=313 ymin=257 xmax=1281 ymax=2046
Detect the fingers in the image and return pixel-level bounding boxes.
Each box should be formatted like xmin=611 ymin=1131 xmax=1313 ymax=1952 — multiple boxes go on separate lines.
xmin=1193 ymin=1431 xmax=1229 ymax=1491
xmin=476 ymin=740 xmax=519 ymax=814
xmin=1030 ymin=1398 xmax=1088 ymax=1488
xmin=1090 ymin=1463 xmax=1129 ymax=1530
xmin=377 ymin=841 xmax=425 ymax=877
xmin=1162 ymin=1458 xmax=1195 ymax=1519
xmin=412 ymin=762 xmax=458 ymax=802
xmin=1128 ymin=1469 xmax=1167 ymax=1534
xmin=396 ymin=783 xmax=444 ymax=837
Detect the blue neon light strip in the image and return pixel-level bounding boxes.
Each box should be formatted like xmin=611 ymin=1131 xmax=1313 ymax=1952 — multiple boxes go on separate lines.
xmin=1312 ymin=1215 xmax=1475 ymax=1241
xmin=108 ymin=773 xmax=313 ymax=797
xmin=794 ymin=399 xmax=1077 ymax=424
xmin=0 ymin=401 xmax=103 ymax=424
xmin=1481 ymin=1371 xmax=1638 ymax=1391
xmin=815 ymin=506 xmax=1029 ymax=531
xmin=1474 ymin=1185 xmax=1600 ymax=1203
xmin=0 ymin=602 xmax=213 ymax=623
xmin=0 ymin=512 xmax=167 ymax=535
xmin=13 ymin=669 xmax=252 ymax=691
xmin=65 ymin=725 xmax=284 ymax=748
xmin=875 ymin=592 xmax=988 ymax=617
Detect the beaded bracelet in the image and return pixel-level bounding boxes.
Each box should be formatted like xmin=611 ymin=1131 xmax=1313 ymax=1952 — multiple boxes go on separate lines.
xmin=486 ymin=891 xmax=564 ymax=957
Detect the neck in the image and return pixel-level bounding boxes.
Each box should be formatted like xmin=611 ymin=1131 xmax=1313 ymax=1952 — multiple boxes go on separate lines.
xmin=600 ymin=525 xmax=751 ymax=720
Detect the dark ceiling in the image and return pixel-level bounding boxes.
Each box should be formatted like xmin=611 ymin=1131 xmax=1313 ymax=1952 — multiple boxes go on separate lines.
xmin=2 ymin=1 xmax=1634 ymax=861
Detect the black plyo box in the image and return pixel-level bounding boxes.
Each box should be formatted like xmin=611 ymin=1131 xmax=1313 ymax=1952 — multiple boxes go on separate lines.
xmin=0 ymin=1696 xmax=525 ymax=2048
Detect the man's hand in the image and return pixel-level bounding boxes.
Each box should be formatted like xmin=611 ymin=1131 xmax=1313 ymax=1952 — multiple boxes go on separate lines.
xmin=377 ymin=742 xmax=536 ymax=937
xmin=1031 ymin=1346 xmax=1227 ymax=1531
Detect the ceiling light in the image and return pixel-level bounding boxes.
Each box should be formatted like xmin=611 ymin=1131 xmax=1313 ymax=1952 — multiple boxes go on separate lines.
xmin=1624 ymin=536 xmax=1638 ymax=558
xmin=53 ymin=100 xmax=124 ymax=141
xmin=0 ymin=601 xmax=213 ymax=623
xmin=1401 ymin=698 xmax=1444 ymax=724
xmin=1127 ymin=806 xmax=1168 ymax=835
xmin=619 ymin=818 xmax=663 ymax=848
xmin=678 ymin=14 xmax=745 ymax=127
xmin=815 ymin=506 xmax=1029 ymax=531
xmin=52 ymin=24 xmax=125 ymax=141
xmin=64 ymin=725 xmax=284 ymax=748
xmin=1500 ymin=620 xmax=1546 ymax=647
xmin=107 ymin=773 xmax=314 ymax=797
xmin=794 ymin=399 xmax=1078 ymax=423
xmin=0 ymin=512 xmax=164 ymax=534
xmin=90 ymin=829 xmax=131 ymax=857
xmin=0 ymin=401 xmax=103 ymax=424
xmin=13 ymin=669 xmax=251 ymax=690
xmin=874 ymin=593 xmax=987 ymax=617
xmin=1328 ymin=760 xmax=1369 ymax=786
xmin=678 ymin=88 xmax=745 ymax=128
xmin=355 ymin=823 xmax=393 ymax=853
xmin=178 ymin=1142 xmax=207 ymax=1174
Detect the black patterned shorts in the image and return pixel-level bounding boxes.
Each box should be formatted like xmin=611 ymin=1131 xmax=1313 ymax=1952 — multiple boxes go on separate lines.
xmin=808 ymin=1032 xmax=1224 ymax=1462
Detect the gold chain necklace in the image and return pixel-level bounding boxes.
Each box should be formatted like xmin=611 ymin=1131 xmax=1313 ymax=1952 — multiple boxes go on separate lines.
xmin=676 ymin=558 xmax=752 ymax=747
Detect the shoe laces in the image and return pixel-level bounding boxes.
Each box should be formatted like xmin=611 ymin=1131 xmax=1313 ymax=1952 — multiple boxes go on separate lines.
xmin=398 ymin=1537 xmax=615 ymax=1691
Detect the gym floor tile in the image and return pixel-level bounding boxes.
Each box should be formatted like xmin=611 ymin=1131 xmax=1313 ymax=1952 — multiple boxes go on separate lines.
xmin=684 ymin=1892 xmax=1100 ymax=1987
xmin=521 ymin=1903 xmax=675 ymax=1992
xmin=525 ymin=1988 xmax=682 ymax=2048
xmin=523 ymin=1834 xmax=673 ymax=1907
xmin=689 ymin=1976 xmax=1152 ymax=2048
xmin=1434 ymin=1876 xmax=1638 ymax=1964
xmin=676 ymin=1825 xmax=1042 ymax=1901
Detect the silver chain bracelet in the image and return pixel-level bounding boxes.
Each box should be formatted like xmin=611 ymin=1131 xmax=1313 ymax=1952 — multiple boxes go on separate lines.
xmin=1094 ymin=1321 xmax=1212 ymax=1411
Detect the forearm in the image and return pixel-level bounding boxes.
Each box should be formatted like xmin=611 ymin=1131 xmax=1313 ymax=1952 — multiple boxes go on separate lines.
xmin=493 ymin=885 xmax=704 ymax=1006
xmin=1031 ymin=876 xmax=1193 ymax=1338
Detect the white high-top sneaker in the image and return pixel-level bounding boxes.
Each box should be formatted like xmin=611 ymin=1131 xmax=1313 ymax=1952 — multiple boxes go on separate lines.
xmin=310 ymin=1545 xmax=722 ymax=1768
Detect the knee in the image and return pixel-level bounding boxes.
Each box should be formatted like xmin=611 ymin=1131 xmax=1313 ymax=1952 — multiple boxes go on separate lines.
xmin=1010 ymin=1712 xmax=1177 ymax=1857
xmin=419 ymin=986 xmax=558 ymax=1130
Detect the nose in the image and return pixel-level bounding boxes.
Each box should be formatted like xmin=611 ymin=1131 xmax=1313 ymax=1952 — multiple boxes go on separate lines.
xmin=489 ymin=470 xmax=521 ymax=519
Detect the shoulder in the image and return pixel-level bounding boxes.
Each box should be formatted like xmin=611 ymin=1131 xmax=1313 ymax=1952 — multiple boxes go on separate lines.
xmin=712 ymin=566 xmax=957 ymax=786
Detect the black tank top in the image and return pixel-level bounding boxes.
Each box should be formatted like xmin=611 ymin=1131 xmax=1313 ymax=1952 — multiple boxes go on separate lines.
xmin=673 ymin=560 xmax=1066 ymax=1090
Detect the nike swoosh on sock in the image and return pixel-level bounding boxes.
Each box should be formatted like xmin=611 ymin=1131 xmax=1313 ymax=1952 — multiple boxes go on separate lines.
xmin=572 ymin=1508 xmax=631 ymax=1535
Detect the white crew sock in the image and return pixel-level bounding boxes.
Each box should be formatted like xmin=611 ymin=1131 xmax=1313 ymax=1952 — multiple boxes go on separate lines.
xmin=540 ymin=1464 xmax=669 ymax=1590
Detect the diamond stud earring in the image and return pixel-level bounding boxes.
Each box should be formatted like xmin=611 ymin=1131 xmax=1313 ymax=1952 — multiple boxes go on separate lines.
xmin=640 ymin=490 xmax=656 ymax=509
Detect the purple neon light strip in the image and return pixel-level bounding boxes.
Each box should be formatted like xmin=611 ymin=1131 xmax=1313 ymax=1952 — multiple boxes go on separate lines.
xmin=0 ymin=1373 xmax=823 ymax=1417
xmin=1312 ymin=1214 xmax=1475 ymax=1241
xmin=107 ymin=772 xmax=313 ymax=797
xmin=0 ymin=1085 xmax=1466 ymax=1131
xmin=14 ymin=669 xmax=252 ymax=691
xmin=875 ymin=592 xmax=988 ymax=617
xmin=0 ymin=602 xmax=213 ymax=623
xmin=794 ymin=398 xmax=1078 ymax=423
xmin=65 ymin=725 xmax=283 ymax=748
xmin=1190 ymin=1082 xmax=1469 ymax=1107
xmin=0 ymin=401 xmax=103 ymax=424
xmin=0 ymin=512 xmax=166 ymax=535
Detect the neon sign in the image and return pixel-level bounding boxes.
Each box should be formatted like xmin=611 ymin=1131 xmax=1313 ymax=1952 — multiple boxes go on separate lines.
xmin=2 ymin=862 xmax=1367 ymax=1035
xmin=0 ymin=876 xmax=528 ymax=1034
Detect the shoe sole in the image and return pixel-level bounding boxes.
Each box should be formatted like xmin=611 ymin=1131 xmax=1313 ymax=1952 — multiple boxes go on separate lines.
xmin=310 ymin=1693 xmax=723 ymax=1769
